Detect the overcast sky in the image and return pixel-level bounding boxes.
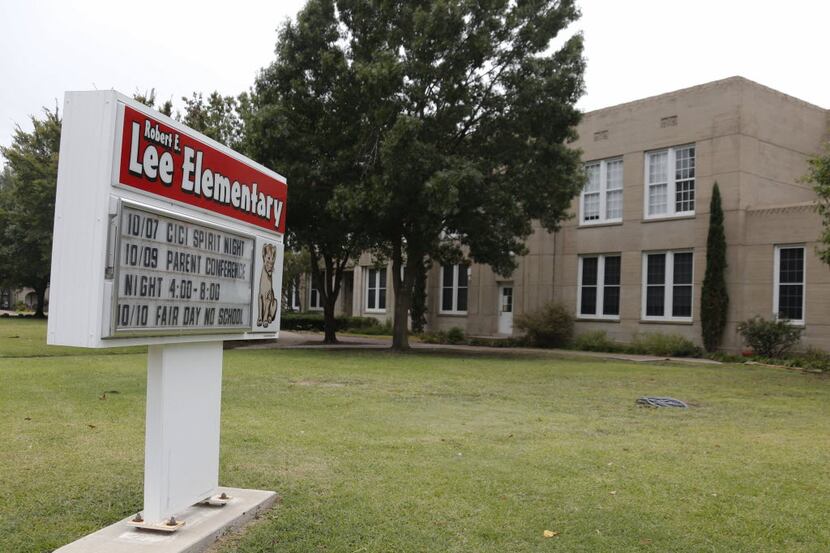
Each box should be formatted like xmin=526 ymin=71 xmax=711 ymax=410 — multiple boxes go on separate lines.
xmin=1 ymin=0 xmax=827 ymax=153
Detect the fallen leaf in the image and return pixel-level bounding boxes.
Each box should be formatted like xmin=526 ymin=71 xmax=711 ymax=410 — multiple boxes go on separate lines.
xmin=99 ymin=393 xmax=106 ymax=400
xmin=87 ymin=424 xmax=97 ymax=429
xmin=24 ymin=417 xmax=31 ymax=421
xmin=640 ymin=538 xmax=652 ymax=545
xmin=543 ymin=530 xmax=559 ymax=538
xmin=609 ymin=490 xmax=617 ymax=495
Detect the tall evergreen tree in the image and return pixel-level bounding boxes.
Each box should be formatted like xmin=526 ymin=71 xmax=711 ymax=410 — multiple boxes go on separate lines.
xmin=701 ymin=182 xmax=728 ymax=351
xmin=806 ymin=144 xmax=830 ymax=265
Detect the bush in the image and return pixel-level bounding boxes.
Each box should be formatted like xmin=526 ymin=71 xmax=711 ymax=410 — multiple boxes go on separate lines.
xmin=356 ymin=320 xmax=393 ymax=335
xmin=421 ymin=330 xmax=447 ymax=344
xmin=280 ymin=312 xmax=381 ymax=332
xmin=514 ymin=302 xmax=574 ymax=348
xmin=629 ymin=332 xmax=702 ymax=358
xmin=786 ymin=346 xmax=830 ymax=373
xmin=446 ymin=327 xmax=465 ymax=345
xmin=572 ymin=330 xmax=621 ymax=352
xmin=737 ymin=316 xmax=803 ymax=358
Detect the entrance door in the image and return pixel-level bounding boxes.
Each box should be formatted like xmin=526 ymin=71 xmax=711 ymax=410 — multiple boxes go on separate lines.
xmin=498 ymin=284 xmax=513 ymax=335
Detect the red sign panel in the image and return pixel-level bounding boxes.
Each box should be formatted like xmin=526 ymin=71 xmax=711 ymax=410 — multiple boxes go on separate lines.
xmin=117 ymin=105 xmax=286 ymax=234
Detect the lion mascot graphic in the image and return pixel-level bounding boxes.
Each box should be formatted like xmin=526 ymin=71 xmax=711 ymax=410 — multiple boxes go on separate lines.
xmin=258 ymin=244 xmax=278 ymax=327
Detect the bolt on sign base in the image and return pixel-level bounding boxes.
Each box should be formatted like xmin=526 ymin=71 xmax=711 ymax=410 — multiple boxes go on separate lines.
xmin=126 ymin=516 xmax=186 ymax=533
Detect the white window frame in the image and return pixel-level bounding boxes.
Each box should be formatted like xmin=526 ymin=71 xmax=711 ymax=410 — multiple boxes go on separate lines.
xmin=439 ymin=264 xmax=470 ymax=315
xmin=581 ymin=157 xmax=624 ymax=225
xmin=773 ymin=245 xmax=806 ymax=326
xmin=640 ymin=250 xmax=694 ymax=322
xmin=365 ymin=267 xmax=387 ymax=313
xmin=577 ymin=254 xmax=621 ymax=320
xmin=643 ymin=144 xmax=695 ymax=220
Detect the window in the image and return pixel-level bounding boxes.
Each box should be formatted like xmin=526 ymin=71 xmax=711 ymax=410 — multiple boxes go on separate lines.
xmin=581 ymin=158 xmax=623 ymax=224
xmin=774 ymin=246 xmax=805 ymax=324
xmin=441 ymin=264 xmax=469 ymax=313
xmin=309 ymin=274 xmax=323 ymax=310
xmin=578 ymin=254 xmax=621 ymax=319
xmin=641 ymin=251 xmax=693 ymax=321
xmin=645 ymin=145 xmax=695 ymax=218
xmin=500 ymin=287 xmax=513 ymax=313
xmin=365 ymin=267 xmax=387 ymax=312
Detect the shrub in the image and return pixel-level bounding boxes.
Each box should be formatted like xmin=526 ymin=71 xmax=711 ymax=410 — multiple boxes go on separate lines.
xmin=421 ymin=330 xmax=447 ymax=344
xmin=629 ymin=332 xmax=702 ymax=358
xmin=514 ymin=302 xmax=574 ymax=348
xmin=280 ymin=312 xmax=381 ymax=332
xmin=357 ymin=320 xmax=394 ymax=335
xmin=737 ymin=316 xmax=803 ymax=357
xmin=572 ymin=330 xmax=620 ymax=352
xmin=445 ymin=327 xmax=465 ymax=345
xmin=788 ymin=346 xmax=830 ymax=373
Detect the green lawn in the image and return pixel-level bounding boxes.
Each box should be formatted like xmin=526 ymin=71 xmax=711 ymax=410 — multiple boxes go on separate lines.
xmin=1 ymin=319 xmax=829 ymax=552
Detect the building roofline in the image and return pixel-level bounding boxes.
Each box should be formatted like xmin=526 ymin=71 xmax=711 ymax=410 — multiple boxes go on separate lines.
xmin=582 ymin=76 xmax=827 ymax=116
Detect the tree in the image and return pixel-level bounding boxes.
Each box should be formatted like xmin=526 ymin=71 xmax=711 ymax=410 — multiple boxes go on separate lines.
xmin=807 ymin=145 xmax=830 ymax=265
xmin=336 ymin=0 xmax=586 ymax=349
xmin=281 ymin=246 xmax=310 ymax=311
xmin=0 ymin=107 xmax=62 ymax=317
xmin=180 ymin=91 xmax=248 ymax=150
xmin=247 ymin=0 xmax=372 ymax=343
xmin=133 ymin=88 xmax=173 ymax=117
xmin=701 ymin=182 xmax=728 ymax=351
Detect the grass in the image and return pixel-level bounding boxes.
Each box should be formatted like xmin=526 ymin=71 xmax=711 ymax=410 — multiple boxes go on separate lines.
xmin=1 ymin=320 xmax=830 ymax=552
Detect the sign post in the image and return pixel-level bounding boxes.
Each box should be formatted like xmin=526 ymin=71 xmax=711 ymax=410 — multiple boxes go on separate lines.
xmin=48 ymin=90 xmax=287 ymax=541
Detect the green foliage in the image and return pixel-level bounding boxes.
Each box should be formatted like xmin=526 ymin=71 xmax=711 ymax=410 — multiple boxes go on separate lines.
xmin=701 ymin=183 xmax=728 ymax=351
xmin=281 ymin=247 xmax=311 ymax=311
xmin=737 ymin=316 xmax=803 ymax=357
xmin=409 ymin=259 xmax=429 ymax=334
xmin=629 ymin=333 xmax=702 ymax=358
xmin=515 ymin=302 xmax=574 ymax=348
xmin=786 ymin=346 xmax=830 ymax=373
xmin=445 ymin=326 xmax=465 ymax=345
xmin=132 ymin=88 xmax=173 ymax=116
xmin=0 ymin=106 xmax=62 ymax=317
xmin=180 ymin=91 xmax=246 ymax=150
xmin=280 ymin=312 xmax=380 ymax=332
xmin=573 ymin=330 xmax=621 ymax=352
xmin=806 ymin=144 xmax=830 ymax=265
xmin=248 ymin=0 xmax=373 ymax=343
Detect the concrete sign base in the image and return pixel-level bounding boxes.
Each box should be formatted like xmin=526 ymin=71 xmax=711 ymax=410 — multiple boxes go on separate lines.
xmin=54 ymin=487 xmax=278 ymax=553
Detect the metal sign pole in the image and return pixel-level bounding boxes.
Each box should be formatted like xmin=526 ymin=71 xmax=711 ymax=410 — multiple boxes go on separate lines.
xmin=140 ymin=341 xmax=224 ymax=528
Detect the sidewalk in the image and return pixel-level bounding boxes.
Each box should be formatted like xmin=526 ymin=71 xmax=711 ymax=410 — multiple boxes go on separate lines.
xmin=235 ymin=330 xmax=721 ymax=365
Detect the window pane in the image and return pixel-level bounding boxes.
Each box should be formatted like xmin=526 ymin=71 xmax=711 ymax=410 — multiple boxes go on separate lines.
xmin=673 ymin=253 xmax=693 ymax=284
xmin=604 ymin=256 xmax=621 ymax=285
xmin=442 ymin=287 xmax=453 ymax=311
xmin=457 ymin=265 xmax=468 ymax=288
xmin=606 ymin=159 xmax=623 ymax=190
xmin=778 ymin=284 xmax=803 ymax=320
xmin=648 ymin=150 xmax=668 ymax=184
xmin=647 ymin=254 xmax=666 ymax=285
xmin=367 ymin=289 xmax=375 ymax=310
xmin=603 ymin=286 xmax=620 ymax=316
xmin=456 ymin=287 xmax=468 ymax=312
xmin=646 ymin=286 xmax=665 ymax=316
xmin=648 ymin=183 xmax=668 ymax=215
xmin=584 ymin=163 xmax=600 ymax=192
xmin=672 ymin=285 xmax=692 ymax=317
xmin=582 ymin=257 xmax=598 ymax=286
xmin=606 ymin=189 xmax=623 ymax=220
xmin=581 ymin=286 xmax=597 ymax=315
xmin=779 ymin=248 xmax=804 ymax=284
xmin=583 ymin=192 xmax=600 ymax=221
xmin=675 ymin=146 xmax=695 ymax=180
xmin=442 ymin=265 xmax=453 ymax=287
xmin=379 ymin=268 xmax=387 ymax=290
xmin=675 ymin=179 xmax=695 ymax=212
xmin=378 ymin=287 xmax=386 ymax=310
xmin=502 ymin=288 xmax=513 ymax=312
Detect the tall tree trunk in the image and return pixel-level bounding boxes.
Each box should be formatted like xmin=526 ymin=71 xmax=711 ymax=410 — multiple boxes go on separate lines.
xmin=390 ymin=241 xmax=416 ymax=351
xmin=323 ymin=297 xmax=338 ymax=344
xmin=33 ymin=282 xmax=47 ymax=319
